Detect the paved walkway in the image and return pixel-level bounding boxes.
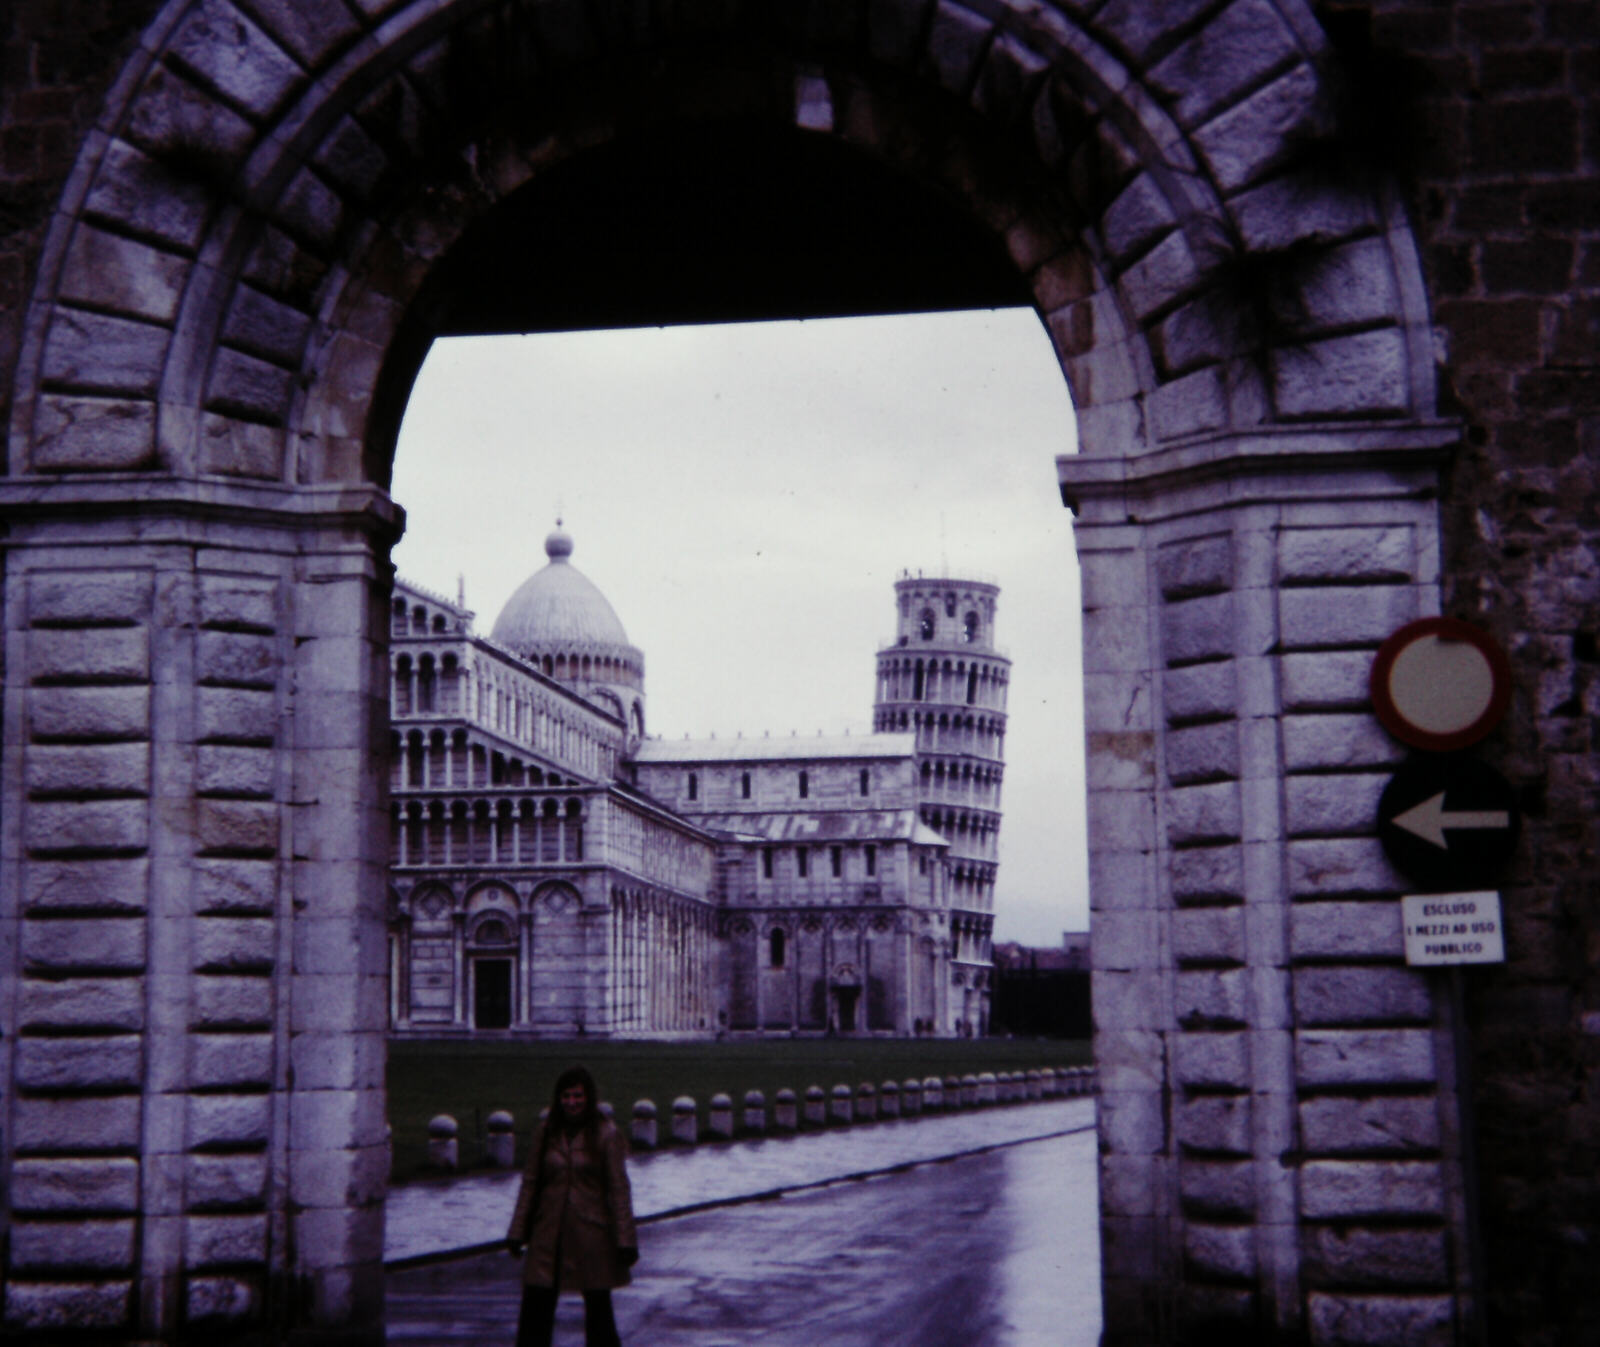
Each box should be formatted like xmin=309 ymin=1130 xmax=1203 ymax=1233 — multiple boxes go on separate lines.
xmin=386 ymin=1097 xmax=1096 ymax=1264
xmin=388 ymin=1124 xmax=1102 ymax=1346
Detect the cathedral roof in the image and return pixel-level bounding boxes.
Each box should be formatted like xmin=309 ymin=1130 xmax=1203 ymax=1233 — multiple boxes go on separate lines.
xmin=633 ymin=732 xmax=915 ymax=763
xmin=490 ymin=525 xmax=634 ymax=657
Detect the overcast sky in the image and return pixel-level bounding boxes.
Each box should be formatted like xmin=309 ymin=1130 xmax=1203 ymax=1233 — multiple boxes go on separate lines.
xmin=391 ymin=308 xmax=1089 ymax=944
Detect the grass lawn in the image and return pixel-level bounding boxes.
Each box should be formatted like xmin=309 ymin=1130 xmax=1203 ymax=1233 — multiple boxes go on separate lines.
xmin=386 ymin=1036 xmax=1091 ymax=1182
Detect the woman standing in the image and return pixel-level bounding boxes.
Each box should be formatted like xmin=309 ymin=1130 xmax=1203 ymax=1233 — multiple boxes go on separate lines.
xmin=506 ymin=1066 xmax=639 ymax=1347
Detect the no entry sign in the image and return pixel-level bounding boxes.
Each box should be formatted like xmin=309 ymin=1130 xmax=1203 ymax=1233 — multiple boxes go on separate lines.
xmin=1370 ymin=618 xmax=1511 ymax=752
xmin=1378 ymin=757 xmax=1520 ymax=891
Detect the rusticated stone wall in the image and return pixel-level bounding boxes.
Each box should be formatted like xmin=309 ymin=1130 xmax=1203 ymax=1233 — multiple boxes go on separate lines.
xmin=0 ymin=3 xmax=1593 ymax=1346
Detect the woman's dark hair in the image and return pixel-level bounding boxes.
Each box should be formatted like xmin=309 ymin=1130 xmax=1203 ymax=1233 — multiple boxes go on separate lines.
xmin=538 ymin=1064 xmax=603 ymax=1162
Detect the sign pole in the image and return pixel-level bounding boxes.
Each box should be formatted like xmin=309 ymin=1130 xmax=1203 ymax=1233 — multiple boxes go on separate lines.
xmin=1448 ymin=965 xmax=1489 ymax=1347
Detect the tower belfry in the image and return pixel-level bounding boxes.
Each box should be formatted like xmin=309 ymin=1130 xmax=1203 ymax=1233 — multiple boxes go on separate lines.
xmin=873 ymin=570 xmax=1009 ymax=1033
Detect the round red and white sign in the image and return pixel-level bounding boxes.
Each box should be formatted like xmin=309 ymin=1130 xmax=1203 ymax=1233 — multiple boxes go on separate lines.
xmin=1369 ymin=617 xmax=1511 ymax=752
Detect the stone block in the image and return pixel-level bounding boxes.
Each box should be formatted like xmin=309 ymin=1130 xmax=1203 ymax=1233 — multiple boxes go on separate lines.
xmin=25 ymin=801 xmax=149 ymax=856
xmin=1279 ymin=526 xmax=1416 ymax=585
xmin=206 ymin=349 xmax=295 ymax=426
xmin=1283 ymin=716 xmax=1403 ymax=771
xmin=1150 ymin=366 xmax=1229 ymax=440
xmin=42 ymin=309 xmax=168 ymax=397
xmin=1158 ymin=534 xmax=1235 ymax=602
xmin=1099 ymin=1089 xmax=1167 ymax=1155
xmin=1100 ymin=1214 xmax=1160 ymax=1279
xmin=126 ymin=61 xmax=256 ymax=172
xmin=291 ymin=1206 xmax=385 ymax=1268
xmin=1094 ymin=971 xmax=1167 ymax=1029
xmin=1082 ymin=603 xmax=1153 ymax=674
xmin=188 ymin=1093 xmax=273 ymax=1149
xmin=1099 ymin=1154 xmax=1161 ymax=1218
xmin=1306 ymin=1292 xmax=1453 ymax=1346
xmin=192 ymin=975 xmax=273 ymax=1029
xmin=32 ymin=395 xmax=158 ymax=471
xmin=289 ymin=1029 xmax=384 ymax=1091
xmin=1273 ymin=329 xmax=1411 ymax=419
xmin=1293 ymin=967 xmax=1432 ymax=1027
xmin=13 ymin=1096 xmax=142 ymax=1152
xmin=1279 ymin=584 xmax=1418 ymax=650
xmin=10 ymin=1158 xmax=141 ymax=1214
xmin=26 ymin=744 xmax=151 ymax=799
xmin=28 ymin=570 xmax=152 ymax=625
xmin=1184 ymin=1221 xmax=1257 ymax=1279
xmin=1281 ymin=652 xmax=1373 ymax=711
xmin=1166 ymin=782 xmax=1242 ymax=845
xmin=1172 ymin=1032 xmax=1250 ymax=1089
xmin=85 ymin=136 xmax=212 ymax=248
xmin=186 ymin=1214 xmax=269 ymax=1269
xmin=1166 ymin=721 xmax=1239 ymax=785
xmin=28 ymin=686 xmax=150 ymax=742
xmin=1297 ymin=1029 xmax=1435 ymax=1087
xmin=1288 ymin=839 xmax=1403 ymax=897
xmin=1179 ymin=1158 xmax=1256 ymax=1218
xmin=2 ymin=1280 xmax=133 ymax=1329
xmin=1120 ymin=230 xmax=1207 ymax=322
xmin=1285 ymin=772 xmax=1387 ymax=835
xmin=1086 ymin=790 xmax=1157 ymax=852
xmin=1175 ymin=969 xmax=1249 ymax=1028
xmin=1103 ymin=172 xmax=1179 ymax=262
xmin=1299 ymin=1095 xmax=1440 ymax=1155
xmin=196 ymin=745 xmax=276 ymax=797
xmin=171 ymin=0 xmax=303 ymax=119
xmin=1176 ymin=1095 xmax=1253 ymax=1155
xmin=1093 ymin=1029 xmax=1167 ymax=1093
xmin=186 ymin=1275 xmax=263 ymax=1325
xmin=1092 ymin=911 xmax=1163 ymax=971
xmin=22 ymin=917 xmax=146 ymax=971
xmin=925 ymin=1 xmax=991 ymax=95
xmin=1147 ymin=0 xmax=1302 ymax=129
xmin=1170 ymin=845 xmax=1244 ymax=901
xmin=289 ymin=1144 xmax=387 ymax=1209
xmin=193 ymin=917 xmax=276 ymax=972
xmin=190 ymin=1033 xmax=275 ymax=1089
xmin=1161 ymin=594 xmax=1234 ymax=664
xmin=60 ymin=225 xmax=189 ymax=323
xmin=197 ymin=630 xmax=279 ymax=688
xmin=1229 ymin=171 xmax=1377 ymax=253
xmin=189 ymin=1153 xmax=270 ymax=1209
xmin=1194 ymin=63 xmax=1321 ymax=191
xmin=1301 ymin=1226 xmax=1449 ymax=1289
xmin=198 ymin=574 xmax=280 ymax=632
xmin=19 ymin=977 xmax=144 ymax=1031
xmin=1173 ymin=905 xmax=1245 ymax=964
xmin=1301 ymin=1160 xmax=1444 ymax=1220
xmin=1086 ymin=731 xmax=1158 ymax=791
xmin=1290 ymin=901 xmax=1404 ymax=960
xmin=197 ymin=688 xmax=277 ymax=744
xmin=195 ymin=800 xmax=278 ymax=856
xmin=11 ymin=1218 xmax=137 ymax=1271
xmin=194 ymin=859 xmax=278 ymax=913
xmin=16 ymin=1035 xmax=143 ymax=1090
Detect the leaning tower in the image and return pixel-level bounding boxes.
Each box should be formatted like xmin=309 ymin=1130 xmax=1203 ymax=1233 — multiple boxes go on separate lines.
xmin=873 ymin=571 xmax=1009 ymax=1035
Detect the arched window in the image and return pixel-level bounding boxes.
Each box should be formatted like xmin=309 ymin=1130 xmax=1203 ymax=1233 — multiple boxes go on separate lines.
xmin=798 ymin=770 xmax=809 ymax=799
xmin=964 ymin=611 xmax=980 ymax=643
xmin=769 ymin=929 xmax=786 ymax=968
xmin=796 ymin=848 xmax=809 ymax=879
xmin=859 ymin=768 xmax=869 ymax=797
xmin=966 ymin=667 xmax=978 ymax=705
xmin=918 ymin=610 xmax=935 ymax=640
xmin=688 ymin=772 xmax=698 ymax=801
xmin=944 ymin=593 xmax=956 ymax=617
xmin=762 ymin=848 xmax=774 ymax=879
xmin=913 ymin=661 xmax=925 ymax=700
xmin=741 ymin=772 xmax=751 ymax=799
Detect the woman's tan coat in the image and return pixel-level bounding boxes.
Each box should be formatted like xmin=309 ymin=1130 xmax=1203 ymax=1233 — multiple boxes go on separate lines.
xmin=507 ymin=1116 xmax=637 ymax=1291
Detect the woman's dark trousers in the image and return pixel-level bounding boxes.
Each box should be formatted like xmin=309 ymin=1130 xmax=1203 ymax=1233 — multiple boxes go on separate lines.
xmin=516 ymin=1286 xmax=621 ymax=1347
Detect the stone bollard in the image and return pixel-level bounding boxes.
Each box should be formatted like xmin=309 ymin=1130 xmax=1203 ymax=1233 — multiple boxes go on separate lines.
xmin=743 ymin=1089 xmax=767 ymax=1135
xmin=830 ymin=1084 xmax=853 ymax=1124
xmin=671 ymin=1096 xmax=698 ymax=1145
xmin=1026 ymin=1069 xmax=1042 ymax=1101
xmin=977 ymin=1072 xmax=997 ymax=1105
xmin=632 ymin=1099 xmax=658 ymax=1151
xmin=880 ymin=1080 xmax=900 ymax=1118
xmin=961 ymin=1074 xmax=979 ymax=1107
xmin=855 ymin=1082 xmax=877 ymax=1122
xmin=1040 ymin=1068 xmax=1057 ymax=1098
xmin=426 ymin=1114 xmax=459 ymax=1171
xmin=774 ymin=1088 xmax=798 ymax=1132
xmin=944 ymin=1076 xmax=962 ymax=1109
xmin=485 ymin=1110 xmax=515 ymax=1168
xmin=923 ymin=1075 xmax=943 ymax=1110
xmin=902 ymin=1078 xmax=922 ymax=1116
xmin=709 ymin=1093 xmax=734 ymax=1140
xmin=804 ymin=1085 xmax=827 ymax=1127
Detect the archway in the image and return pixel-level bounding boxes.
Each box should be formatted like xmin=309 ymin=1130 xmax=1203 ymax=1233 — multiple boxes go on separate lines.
xmin=2 ymin=4 xmax=1462 ymax=1344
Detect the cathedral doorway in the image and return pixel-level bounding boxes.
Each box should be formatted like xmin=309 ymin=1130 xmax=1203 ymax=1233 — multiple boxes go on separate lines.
xmin=833 ymin=986 xmax=861 ymax=1036
xmin=471 ymin=959 xmax=514 ymax=1032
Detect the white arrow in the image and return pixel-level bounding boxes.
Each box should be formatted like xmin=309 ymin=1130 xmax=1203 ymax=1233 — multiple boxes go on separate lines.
xmin=1391 ymin=792 xmax=1510 ymax=849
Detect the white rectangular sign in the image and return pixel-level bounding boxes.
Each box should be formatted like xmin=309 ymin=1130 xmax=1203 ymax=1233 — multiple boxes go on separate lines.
xmin=1401 ymin=891 xmax=1506 ymax=966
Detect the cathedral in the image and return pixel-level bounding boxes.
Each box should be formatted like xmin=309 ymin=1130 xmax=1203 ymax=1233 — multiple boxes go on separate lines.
xmin=386 ymin=525 xmax=1009 ymax=1039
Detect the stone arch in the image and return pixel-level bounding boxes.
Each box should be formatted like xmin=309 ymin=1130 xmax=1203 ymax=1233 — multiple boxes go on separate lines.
xmin=1 ymin=3 xmax=1470 ymax=1345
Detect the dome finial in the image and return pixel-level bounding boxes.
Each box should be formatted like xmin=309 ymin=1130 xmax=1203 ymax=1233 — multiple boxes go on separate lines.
xmin=545 ymin=518 xmax=573 ymax=562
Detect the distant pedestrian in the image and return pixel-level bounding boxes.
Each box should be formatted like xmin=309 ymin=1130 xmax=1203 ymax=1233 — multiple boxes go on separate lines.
xmin=507 ymin=1066 xmax=638 ymax=1347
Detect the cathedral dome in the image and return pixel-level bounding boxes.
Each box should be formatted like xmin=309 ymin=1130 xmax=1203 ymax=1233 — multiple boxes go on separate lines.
xmin=491 ymin=526 xmax=632 ymax=655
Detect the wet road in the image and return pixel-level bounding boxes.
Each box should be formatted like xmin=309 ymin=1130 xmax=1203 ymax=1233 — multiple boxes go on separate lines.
xmin=388 ymin=1128 xmax=1101 ymax=1346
